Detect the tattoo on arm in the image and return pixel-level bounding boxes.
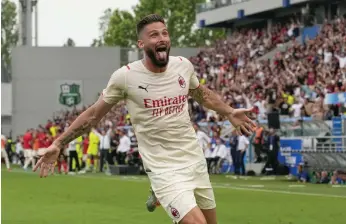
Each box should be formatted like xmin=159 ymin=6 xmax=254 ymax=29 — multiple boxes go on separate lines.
xmin=188 ymin=86 xmax=211 ymax=105
xmin=55 ymin=110 xmax=97 ymax=149
xmin=189 ymin=85 xmax=233 ymax=116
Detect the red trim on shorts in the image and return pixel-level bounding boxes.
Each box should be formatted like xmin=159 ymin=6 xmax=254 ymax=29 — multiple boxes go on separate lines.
xmin=189 ymin=84 xmax=200 ymax=90
xmin=179 ymin=57 xmax=182 ymax=61
xmin=126 ymin=65 xmax=130 ymax=70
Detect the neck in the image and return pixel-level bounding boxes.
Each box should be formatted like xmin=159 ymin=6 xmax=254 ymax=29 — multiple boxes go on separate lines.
xmin=142 ymin=54 xmax=167 ymax=73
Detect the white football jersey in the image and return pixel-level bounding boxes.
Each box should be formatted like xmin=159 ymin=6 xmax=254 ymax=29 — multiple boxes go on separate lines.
xmin=102 ymin=56 xmax=205 ymax=173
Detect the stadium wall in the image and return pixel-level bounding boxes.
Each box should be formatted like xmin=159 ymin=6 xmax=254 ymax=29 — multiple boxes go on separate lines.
xmin=11 ymin=47 xmax=199 ymax=137
xmin=1 ymin=83 xmax=13 ymax=135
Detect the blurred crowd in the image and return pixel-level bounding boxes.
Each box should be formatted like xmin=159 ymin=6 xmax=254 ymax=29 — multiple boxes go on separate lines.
xmin=189 ymin=16 xmax=346 ymax=123
xmin=2 ymin=16 xmax=346 ymax=184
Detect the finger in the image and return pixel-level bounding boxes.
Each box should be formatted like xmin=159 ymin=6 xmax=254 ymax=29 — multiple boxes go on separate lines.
xmin=240 ymin=125 xmax=251 ymax=136
xmin=43 ymin=164 xmax=50 ymax=177
xmin=235 ymin=129 xmax=240 ymax=136
xmin=39 ymin=163 xmax=45 ymax=178
xmin=241 ymin=107 xmax=254 ymax=113
xmin=37 ymin=148 xmax=46 ymax=157
xmin=245 ymin=117 xmax=257 ymax=128
xmin=245 ymin=122 xmax=255 ymax=132
xmin=234 ymin=127 xmax=242 ymax=136
xmin=33 ymin=157 xmax=43 ymax=172
xmin=50 ymin=164 xmax=55 ymax=175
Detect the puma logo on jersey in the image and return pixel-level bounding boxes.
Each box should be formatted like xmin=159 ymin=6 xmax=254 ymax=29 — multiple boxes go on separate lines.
xmin=138 ymin=85 xmax=149 ymax=92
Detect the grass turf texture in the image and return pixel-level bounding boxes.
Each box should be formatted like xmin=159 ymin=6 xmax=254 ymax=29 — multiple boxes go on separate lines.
xmin=2 ymin=166 xmax=345 ymax=224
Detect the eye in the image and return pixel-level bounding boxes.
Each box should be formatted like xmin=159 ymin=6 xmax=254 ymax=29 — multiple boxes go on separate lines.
xmin=162 ymin=30 xmax=169 ymax=36
xmin=150 ymin=33 xmax=158 ymax=38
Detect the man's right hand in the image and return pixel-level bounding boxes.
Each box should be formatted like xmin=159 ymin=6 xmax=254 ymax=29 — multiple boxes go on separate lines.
xmin=33 ymin=143 xmax=60 ymax=178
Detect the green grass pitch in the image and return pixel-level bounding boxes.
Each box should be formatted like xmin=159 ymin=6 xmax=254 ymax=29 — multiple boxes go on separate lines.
xmin=2 ymin=166 xmax=345 ymax=224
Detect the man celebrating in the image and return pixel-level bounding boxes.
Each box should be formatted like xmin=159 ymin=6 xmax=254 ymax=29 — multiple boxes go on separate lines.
xmin=34 ymin=14 xmax=255 ymax=224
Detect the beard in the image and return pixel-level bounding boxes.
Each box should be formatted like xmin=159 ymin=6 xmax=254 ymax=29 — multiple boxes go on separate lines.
xmin=145 ymin=46 xmax=170 ymax=68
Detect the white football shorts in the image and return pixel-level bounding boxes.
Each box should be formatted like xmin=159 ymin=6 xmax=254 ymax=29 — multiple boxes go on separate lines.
xmin=147 ymin=159 xmax=216 ymax=222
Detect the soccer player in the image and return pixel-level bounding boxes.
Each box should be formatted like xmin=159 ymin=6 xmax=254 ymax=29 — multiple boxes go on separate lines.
xmin=34 ymin=14 xmax=255 ymax=224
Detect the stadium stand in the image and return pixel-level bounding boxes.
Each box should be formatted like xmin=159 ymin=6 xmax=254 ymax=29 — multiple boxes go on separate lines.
xmin=2 ymin=10 xmax=346 ymax=184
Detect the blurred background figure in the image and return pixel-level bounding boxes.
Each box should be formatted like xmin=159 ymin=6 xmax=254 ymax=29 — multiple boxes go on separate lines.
xmin=67 ymin=138 xmax=81 ymax=174
xmin=1 ymin=134 xmax=11 ymax=171
xmin=237 ymin=134 xmax=249 ymax=175
xmin=92 ymin=124 xmax=112 ymax=173
xmin=263 ymin=128 xmax=280 ymax=175
xmin=229 ymin=130 xmax=239 ymax=174
xmin=116 ymin=129 xmax=131 ymax=165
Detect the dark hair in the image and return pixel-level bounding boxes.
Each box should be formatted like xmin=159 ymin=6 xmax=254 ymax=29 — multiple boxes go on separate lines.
xmin=136 ymin=14 xmax=165 ymax=36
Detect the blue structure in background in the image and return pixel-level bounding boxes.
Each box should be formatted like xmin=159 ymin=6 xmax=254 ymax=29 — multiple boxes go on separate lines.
xmin=325 ymin=92 xmax=346 ymax=104
xmin=302 ymin=25 xmax=320 ymax=44
xmin=332 ymin=117 xmax=343 ymax=151
xmin=278 ymin=139 xmax=303 ymax=175
xmin=237 ymin=9 xmax=245 ymax=19
xmin=282 ymin=0 xmax=290 ymax=7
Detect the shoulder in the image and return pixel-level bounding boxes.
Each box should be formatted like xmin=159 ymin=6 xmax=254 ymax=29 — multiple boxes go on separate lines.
xmin=110 ymin=64 xmax=132 ymax=78
xmin=169 ymin=56 xmax=193 ymax=68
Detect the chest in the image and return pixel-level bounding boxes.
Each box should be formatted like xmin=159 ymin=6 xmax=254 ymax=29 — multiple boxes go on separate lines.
xmin=126 ymin=72 xmax=190 ymax=108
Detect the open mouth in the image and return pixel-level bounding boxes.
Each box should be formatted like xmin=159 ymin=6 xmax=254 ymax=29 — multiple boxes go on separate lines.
xmin=155 ymin=45 xmax=167 ymax=60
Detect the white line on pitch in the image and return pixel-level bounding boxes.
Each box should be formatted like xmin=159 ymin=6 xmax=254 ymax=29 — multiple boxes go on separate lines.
xmin=214 ymin=184 xmax=346 ymax=199
xmin=5 ymin=169 xmax=346 ymax=199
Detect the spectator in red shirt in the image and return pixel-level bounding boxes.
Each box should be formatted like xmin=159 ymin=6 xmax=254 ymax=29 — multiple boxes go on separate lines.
xmin=36 ymin=128 xmax=47 ymax=157
xmin=23 ymin=129 xmax=35 ymax=170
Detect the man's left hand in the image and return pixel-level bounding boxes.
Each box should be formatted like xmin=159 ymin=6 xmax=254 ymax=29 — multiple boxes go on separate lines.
xmin=227 ymin=108 xmax=256 ymax=136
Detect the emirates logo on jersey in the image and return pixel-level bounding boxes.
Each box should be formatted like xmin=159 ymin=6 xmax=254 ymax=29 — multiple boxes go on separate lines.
xmin=178 ymin=76 xmax=186 ymax=88
xmin=170 ymin=207 xmax=180 ymax=219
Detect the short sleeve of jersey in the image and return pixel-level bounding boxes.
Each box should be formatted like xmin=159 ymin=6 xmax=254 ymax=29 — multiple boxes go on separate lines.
xmin=184 ymin=58 xmax=200 ymax=90
xmin=102 ymin=67 xmax=127 ymax=104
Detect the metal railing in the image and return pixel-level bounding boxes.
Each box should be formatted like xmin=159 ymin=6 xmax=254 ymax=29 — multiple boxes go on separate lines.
xmin=282 ymin=136 xmax=346 ymax=171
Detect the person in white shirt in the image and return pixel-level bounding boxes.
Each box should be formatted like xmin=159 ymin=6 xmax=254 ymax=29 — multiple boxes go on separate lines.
xmin=290 ymin=100 xmax=303 ymax=118
xmin=210 ymin=137 xmax=228 ymax=174
xmin=193 ymin=123 xmax=210 ymax=153
xmin=34 ymin=14 xmax=255 ymax=224
xmin=335 ymin=52 xmax=346 ymax=69
xmin=14 ymin=136 xmax=24 ymax=166
xmin=324 ymin=48 xmax=333 ymax=64
xmin=116 ymin=129 xmax=131 ymax=165
xmin=67 ymin=138 xmax=81 ymax=173
xmin=237 ymin=134 xmax=249 ymax=175
xmin=92 ymin=125 xmax=112 ymax=172
xmin=204 ymin=146 xmax=213 ymax=173
xmin=1 ymin=134 xmax=11 ymax=170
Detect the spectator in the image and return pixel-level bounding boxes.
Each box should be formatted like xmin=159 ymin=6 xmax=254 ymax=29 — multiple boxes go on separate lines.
xmin=92 ymin=125 xmax=112 ymax=173
xmin=23 ymin=129 xmax=34 ymax=171
xmin=1 ymin=134 xmax=11 ymax=170
xmin=116 ymin=129 xmax=131 ymax=165
xmin=229 ymin=130 xmax=238 ymax=174
xmin=68 ymin=138 xmax=81 ymax=174
xmin=210 ymin=137 xmax=228 ymax=174
xmin=263 ymin=128 xmax=280 ymax=174
xmin=237 ymin=134 xmax=249 ymax=175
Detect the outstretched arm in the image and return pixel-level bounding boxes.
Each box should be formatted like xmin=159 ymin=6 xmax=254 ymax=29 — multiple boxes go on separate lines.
xmin=188 ymin=73 xmax=255 ymax=135
xmin=188 ymin=85 xmax=234 ymax=116
xmin=53 ymin=67 xmax=127 ymax=149
xmin=54 ymin=96 xmax=113 ymax=149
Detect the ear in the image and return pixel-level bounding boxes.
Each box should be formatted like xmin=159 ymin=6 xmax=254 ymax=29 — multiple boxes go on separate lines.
xmin=137 ymin=39 xmax=144 ymax=49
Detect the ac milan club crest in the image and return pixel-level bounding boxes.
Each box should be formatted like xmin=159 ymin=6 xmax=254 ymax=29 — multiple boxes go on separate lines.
xmin=178 ymin=76 xmax=186 ymax=88
xmin=170 ymin=207 xmax=180 ymax=219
